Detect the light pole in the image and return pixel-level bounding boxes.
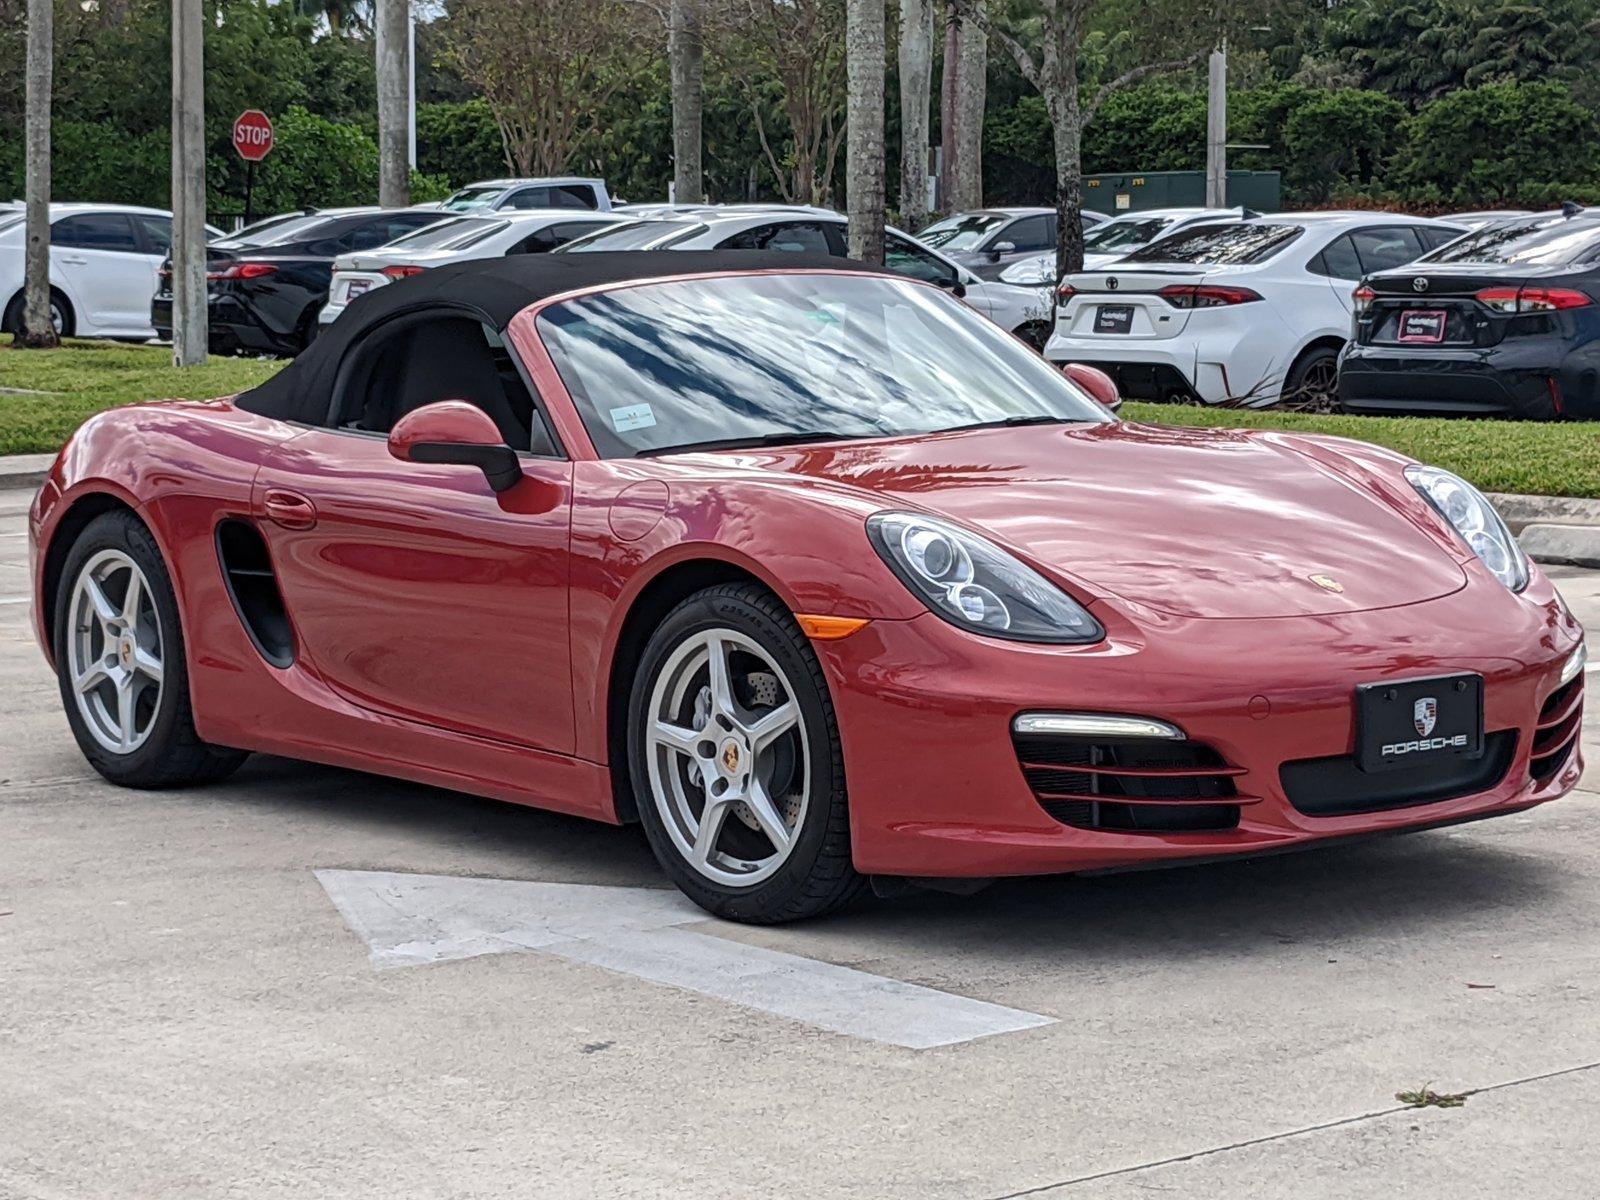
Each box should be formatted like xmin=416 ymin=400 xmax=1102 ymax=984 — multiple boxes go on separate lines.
xmin=171 ymin=0 xmax=207 ymax=366
xmin=1205 ymin=39 xmax=1226 ymax=209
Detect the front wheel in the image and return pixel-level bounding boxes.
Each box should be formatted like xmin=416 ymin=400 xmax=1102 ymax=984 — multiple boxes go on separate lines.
xmin=54 ymin=510 xmax=247 ymax=788
xmin=627 ymin=584 xmax=866 ymax=923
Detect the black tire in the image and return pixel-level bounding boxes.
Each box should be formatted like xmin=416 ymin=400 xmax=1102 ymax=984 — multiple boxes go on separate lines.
xmin=3 ymin=288 xmax=73 ymax=338
xmin=627 ymin=583 xmax=868 ymax=923
xmin=1281 ymin=343 xmax=1342 ymax=410
xmin=1015 ymin=320 xmax=1052 ymax=352
xmin=53 ymin=509 xmax=248 ymax=789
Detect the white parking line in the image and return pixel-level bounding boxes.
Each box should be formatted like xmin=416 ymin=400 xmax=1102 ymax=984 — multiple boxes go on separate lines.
xmin=316 ymin=869 xmax=1055 ymax=1049
xmin=0 ymin=596 xmax=31 ymax=606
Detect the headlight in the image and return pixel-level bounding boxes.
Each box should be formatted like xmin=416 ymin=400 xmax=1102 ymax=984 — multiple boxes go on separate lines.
xmin=1406 ymin=465 xmax=1528 ymax=592
xmin=999 ymin=258 xmax=1055 ymax=286
xmin=866 ymin=512 xmax=1104 ymax=643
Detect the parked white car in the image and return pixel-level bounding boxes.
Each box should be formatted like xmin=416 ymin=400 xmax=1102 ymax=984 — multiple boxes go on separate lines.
xmin=440 ymin=177 xmax=612 ymax=214
xmin=0 ymin=203 xmax=221 ymax=339
xmin=318 ymin=208 xmax=630 ymax=328
xmin=1042 ymin=211 xmax=1467 ymax=407
xmin=560 ymin=207 xmax=1056 ymax=346
xmin=998 ymin=207 xmax=1252 ymax=286
xmin=917 ymin=206 xmax=1111 ymax=279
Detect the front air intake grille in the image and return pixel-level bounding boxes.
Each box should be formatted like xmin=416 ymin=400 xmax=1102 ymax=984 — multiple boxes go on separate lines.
xmin=1013 ymin=733 xmax=1246 ymax=833
xmin=1531 ymin=676 xmax=1583 ymax=785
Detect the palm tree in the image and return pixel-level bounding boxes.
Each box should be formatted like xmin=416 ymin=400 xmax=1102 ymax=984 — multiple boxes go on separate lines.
xmin=669 ymin=0 xmax=704 ymax=203
xmin=845 ymin=0 xmax=885 ymax=263
xmin=898 ymin=0 xmax=934 ymax=233
xmin=20 ymin=0 xmax=56 ymax=349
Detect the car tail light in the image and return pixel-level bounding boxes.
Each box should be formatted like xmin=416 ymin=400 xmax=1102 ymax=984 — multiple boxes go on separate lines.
xmin=1158 ymin=284 xmax=1262 ymax=308
xmin=1352 ymin=284 xmax=1376 ymax=313
xmin=1056 ymin=282 xmax=1077 ymax=305
xmin=1476 ymin=285 xmax=1592 ymax=313
xmin=381 ymin=265 xmax=427 ymax=279
xmin=207 ymin=261 xmax=278 ymax=281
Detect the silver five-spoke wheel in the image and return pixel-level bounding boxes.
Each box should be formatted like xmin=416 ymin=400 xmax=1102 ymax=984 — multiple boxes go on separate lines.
xmin=645 ymin=628 xmax=809 ymax=887
xmin=67 ymin=548 xmax=164 ymax=754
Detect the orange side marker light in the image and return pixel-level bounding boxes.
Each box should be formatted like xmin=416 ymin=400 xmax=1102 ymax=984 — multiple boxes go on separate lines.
xmin=795 ymin=614 xmax=871 ymax=640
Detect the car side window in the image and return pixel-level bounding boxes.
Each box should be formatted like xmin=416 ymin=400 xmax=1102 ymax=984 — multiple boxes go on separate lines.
xmin=345 ymin=213 xmax=443 ymax=252
xmin=53 ymin=213 xmax=142 ymax=253
xmin=884 ymin=232 xmax=959 ymax=286
xmin=1003 ymin=215 xmax=1051 ymax=252
xmin=510 ymin=221 xmax=613 ymax=254
xmin=719 ymin=222 xmax=831 ymax=254
xmin=506 ymin=188 xmax=549 ymax=210
xmin=336 ymin=315 xmax=555 ymax=455
xmin=1352 ymin=227 xmax=1424 ymax=274
xmin=131 ymin=214 xmax=173 ymax=255
xmin=1416 ymin=225 xmax=1462 ymax=251
xmin=1308 ymin=234 xmax=1363 ymax=280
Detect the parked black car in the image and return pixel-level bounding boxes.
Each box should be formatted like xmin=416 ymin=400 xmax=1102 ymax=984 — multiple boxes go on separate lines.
xmin=153 ymin=207 xmax=446 ymax=355
xmin=1341 ymin=206 xmax=1600 ymax=419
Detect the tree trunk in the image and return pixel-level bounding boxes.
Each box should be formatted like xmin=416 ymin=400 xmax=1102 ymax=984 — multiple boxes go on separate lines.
xmin=668 ymin=0 xmax=704 ymax=204
xmin=897 ymin=0 xmax=932 ymax=232
xmin=375 ymin=0 xmax=411 ymax=206
xmin=938 ymin=7 xmax=958 ymax=215
xmin=950 ymin=2 xmax=985 ymax=212
xmin=845 ymin=0 xmax=886 ymax=262
xmin=170 ymin=0 xmax=207 ymax=365
xmin=20 ymin=0 xmax=56 ymax=349
xmin=1051 ymin=98 xmax=1086 ymax=279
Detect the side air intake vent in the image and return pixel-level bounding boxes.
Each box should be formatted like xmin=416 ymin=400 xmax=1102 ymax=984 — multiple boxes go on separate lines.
xmin=1013 ymin=733 xmax=1247 ymax=833
xmin=216 ymin=519 xmax=295 ymax=668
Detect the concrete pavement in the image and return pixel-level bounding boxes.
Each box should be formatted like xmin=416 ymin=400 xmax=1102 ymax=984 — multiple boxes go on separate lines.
xmin=2 ymin=488 xmax=1598 ymax=1199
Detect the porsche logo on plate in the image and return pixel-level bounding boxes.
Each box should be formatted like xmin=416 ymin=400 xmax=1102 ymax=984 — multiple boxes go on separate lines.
xmin=1414 ymin=696 xmax=1438 ymax=737
xmin=1310 ymin=573 xmax=1344 ymax=593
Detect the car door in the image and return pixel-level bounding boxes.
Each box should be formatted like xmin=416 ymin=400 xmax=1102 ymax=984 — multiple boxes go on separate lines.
xmin=50 ymin=212 xmax=156 ymax=335
xmin=986 ymin=214 xmax=1051 ymax=269
xmin=1308 ymin=232 xmax=1367 ymax=319
xmin=251 ymin=312 xmax=576 ymax=752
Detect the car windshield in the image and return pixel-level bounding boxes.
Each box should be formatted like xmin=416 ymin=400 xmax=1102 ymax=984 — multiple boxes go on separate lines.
xmin=1421 ymin=215 xmax=1600 ymax=266
xmin=558 ymin=220 xmax=707 ymax=251
xmin=1119 ymin=222 xmax=1303 ymax=265
xmin=442 ymin=186 xmax=503 ymax=211
xmin=917 ymin=213 xmax=1009 ymax=250
xmin=538 ymin=273 xmax=1109 ymax=458
xmin=1082 ymin=217 xmax=1173 ymax=253
xmin=384 ymin=216 xmax=508 ymax=252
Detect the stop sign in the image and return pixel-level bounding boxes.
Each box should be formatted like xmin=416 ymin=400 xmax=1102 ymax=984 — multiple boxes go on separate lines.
xmin=232 ymin=110 xmax=274 ymax=162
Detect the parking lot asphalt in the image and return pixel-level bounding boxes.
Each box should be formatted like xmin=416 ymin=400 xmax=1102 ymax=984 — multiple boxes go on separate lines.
xmin=3 ymin=487 xmax=1598 ymax=1199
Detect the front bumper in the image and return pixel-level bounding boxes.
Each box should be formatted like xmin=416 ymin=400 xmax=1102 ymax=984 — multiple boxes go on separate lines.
xmin=816 ymin=568 xmax=1583 ymax=877
xmin=1340 ymin=339 xmax=1595 ymax=419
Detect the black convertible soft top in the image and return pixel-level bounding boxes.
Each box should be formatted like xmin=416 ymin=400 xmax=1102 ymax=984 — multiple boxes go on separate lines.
xmin=235 ymin=250 xmax=883 ymax=425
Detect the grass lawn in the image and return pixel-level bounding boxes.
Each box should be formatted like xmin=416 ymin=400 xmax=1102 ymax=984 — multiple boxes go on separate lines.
xmin=0 ymin=337 xmax=280 ymax=456
xmin=3 ymin=338 xmax=1598 ymax=498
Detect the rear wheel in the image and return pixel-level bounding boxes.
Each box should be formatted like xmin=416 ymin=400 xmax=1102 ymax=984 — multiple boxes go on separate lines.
xmin=627 ymin=584 xmax=866 ymax=923
xmin=1281 ymin=344 xmax=1342 ymax=411
xmin=3 ymin=288 xmax=72 ymax=337
xmin=54 ymin=510 xmax=247 ymax=788
xmin=1015 ymin=320 xmax=1052 ymax=352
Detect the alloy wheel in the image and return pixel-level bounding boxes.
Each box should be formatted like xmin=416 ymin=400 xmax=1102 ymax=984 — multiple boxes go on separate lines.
xmin=644 ymin=627 xmax=810 ymax=887
xmin=66 ymin=549 xmax=165 ymax=754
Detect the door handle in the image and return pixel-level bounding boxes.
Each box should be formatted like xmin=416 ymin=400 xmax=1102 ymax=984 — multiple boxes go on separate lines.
xmin=58 ymin=255 xmax=88 ymax=265
xmin=262 ymin=489 xmax=317 ymax=530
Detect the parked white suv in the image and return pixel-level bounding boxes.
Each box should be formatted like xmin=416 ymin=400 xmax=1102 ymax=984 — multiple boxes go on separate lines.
xmin=560 ymin=207 xmax=1056 ymax=347
xmin=1 ymin=203 xmax=221 ymax=339
xmin=1042 ymin=211 xmax=1466 ymax=407
xmin=318 ymin=208 xmax=630 ymax=328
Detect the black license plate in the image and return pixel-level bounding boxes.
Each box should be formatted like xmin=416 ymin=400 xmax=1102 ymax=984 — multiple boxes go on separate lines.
xmin=1094 ymin=304 xmax=1134 ymax=334
xmin=1355 ymin=674 xmax=1483 ymax=773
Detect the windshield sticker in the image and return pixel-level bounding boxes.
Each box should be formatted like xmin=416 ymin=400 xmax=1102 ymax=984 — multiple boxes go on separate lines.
xmin=609 ymin=403 xmax=657 ymax=433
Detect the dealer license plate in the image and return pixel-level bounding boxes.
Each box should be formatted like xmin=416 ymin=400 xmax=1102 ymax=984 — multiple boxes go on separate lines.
xmin=1094 ymin=304 xmax=1134 ymax=334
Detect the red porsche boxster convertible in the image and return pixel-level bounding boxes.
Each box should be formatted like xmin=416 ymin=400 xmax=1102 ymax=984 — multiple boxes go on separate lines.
xmin=27 ymin=252 xmax=1585 ymax=922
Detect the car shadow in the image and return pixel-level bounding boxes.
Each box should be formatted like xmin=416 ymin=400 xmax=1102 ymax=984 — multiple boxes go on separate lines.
xmin=222 ymin=754 xmax=1569 ymax=965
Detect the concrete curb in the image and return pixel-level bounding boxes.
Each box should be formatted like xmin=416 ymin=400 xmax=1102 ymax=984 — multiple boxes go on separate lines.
xmin=1488 ymin=492 xmax=1600 ymax=535
xmin=0 ymin=453 xmax=53 ymax=494
xmin=1519 ymin=524 xmax=1600 ymax=570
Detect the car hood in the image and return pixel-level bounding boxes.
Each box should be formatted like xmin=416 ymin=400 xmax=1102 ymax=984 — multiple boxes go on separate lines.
xmin=763 ymin=422 xmax=1467 ymax=620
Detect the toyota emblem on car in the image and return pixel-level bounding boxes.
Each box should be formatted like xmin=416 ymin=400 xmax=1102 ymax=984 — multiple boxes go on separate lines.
xmin=1412 ymin=277 xmax=1429 ymax=292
